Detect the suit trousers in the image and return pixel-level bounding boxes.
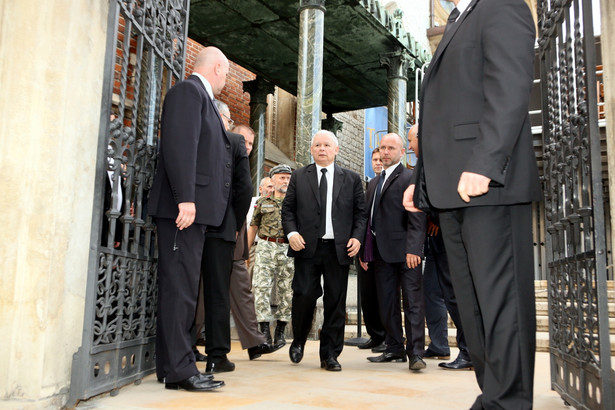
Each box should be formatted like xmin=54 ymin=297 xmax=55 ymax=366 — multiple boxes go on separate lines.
xmin=373 ymin=253 xmax=425 ymax=356
xmin=155 ymin=218 xmax=206 ymax=383
xmin=423 ymin=250 xmax=450 ymax=355
xmin=201 ymin=237 xmax=234 ymax=359
xmin=292 ymin=241 xmax=349 ymax=361
xmin=439 ymin=204 xmax=535 ymax=410
xmin=424 ymin=235 xmax=470 ymax=360
xmin=230 ymin=259 xmax=267 ymax=349
xmin=357 ymin=260 xmax=386 ymax=343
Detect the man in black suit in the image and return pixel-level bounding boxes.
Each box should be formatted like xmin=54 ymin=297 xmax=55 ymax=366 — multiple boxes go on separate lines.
xmin=148 ymin=47 xmax=231 ymax=392
xmin=282 ymin=130 xmax=366 ymax=372
xmin=356 ymin=148 xmax=386 ymax=353
xmin=200 ymin=101 xmax=253 ymax=373
xmin=403 ymin=1 xmax=541 ymax=407
xmin=360 ymin=133 xmax=426 ymax=371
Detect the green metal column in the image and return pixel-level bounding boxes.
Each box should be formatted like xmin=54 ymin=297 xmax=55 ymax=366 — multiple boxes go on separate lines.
xmin=380 ymin=49 xmax=413 ymax=139
xmin=295 ymin=0 xmax=326 ymax=167
xmin=243 ymin=76 xmax=274 ymax=194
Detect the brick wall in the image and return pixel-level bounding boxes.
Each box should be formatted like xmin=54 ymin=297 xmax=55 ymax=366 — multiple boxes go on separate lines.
xmin=183 ymin=39 xmax=366 ymax=177
xmin=184 ymin=38 xmax=255 ymax=127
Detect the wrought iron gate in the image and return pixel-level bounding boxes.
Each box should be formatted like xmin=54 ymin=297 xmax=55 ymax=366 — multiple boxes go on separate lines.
xmin=537 ymin=0 xmax=614 ymax=408
xmin=68 ymin=0 xmax=189 ymax=405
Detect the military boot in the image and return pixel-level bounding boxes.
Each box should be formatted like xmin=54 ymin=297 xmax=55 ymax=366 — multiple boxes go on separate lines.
xmin=259 ymin=322 xmax=272 ymax=345
xmin=274 ymin=320 xmax=287 ymax=346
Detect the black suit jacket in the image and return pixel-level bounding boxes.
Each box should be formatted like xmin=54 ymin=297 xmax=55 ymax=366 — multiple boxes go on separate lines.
xmin=282 ymin=163 xmax=366 ymax=266
xmin=149 ymin=75 xmax=232 ymax=225
xmin=366 ymin=164 xmax=426 ymax=264
xmin=207 ymin=131 xmax=253 ymax=242
xmin=413 ymin=0 xmax=541 ymax=210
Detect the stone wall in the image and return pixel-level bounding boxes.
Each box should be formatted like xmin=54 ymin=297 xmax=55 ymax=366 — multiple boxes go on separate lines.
xmin=333 ymin=110 xmax=366 ymax=176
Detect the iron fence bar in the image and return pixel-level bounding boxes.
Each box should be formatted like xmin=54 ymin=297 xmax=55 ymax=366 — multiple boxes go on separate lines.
xmin=68 ymin=1 xmax=121 ymax=404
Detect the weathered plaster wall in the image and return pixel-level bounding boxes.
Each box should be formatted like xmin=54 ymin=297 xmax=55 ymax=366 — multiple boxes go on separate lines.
xmin=0 ymin=0 xmax=108 ymax=407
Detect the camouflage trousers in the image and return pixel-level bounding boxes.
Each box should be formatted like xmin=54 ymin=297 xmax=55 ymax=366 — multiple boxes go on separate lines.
xmin=252 ymin=239 xmax=295 ymax=322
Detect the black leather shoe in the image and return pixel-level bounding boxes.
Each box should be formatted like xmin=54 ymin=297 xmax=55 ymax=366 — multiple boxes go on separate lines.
xmin=357 ymin=338 xmax=384 ymax=350
xmin=248 ymin=342 xmax=284 ymax=360
xmin=371 ymin=342 xmax=386 ymax=353
xmin=289 ymin=341 xmax=305 ymax=364
xmin=165 ymin=373 xmax=224 ymax=391
xmin=206 ymin=357 xmax=235 ymax=373
xmin=320 ymin=357 xmax=342 ymax=371
xmin=158 ymin=372 xmax=213 ymax=384
xmin=409 ymin=355 xmax=426 ymax=371
xmin=423 ymin=348 xmax=450 ymax=360
xmin=439 ymin=356 xmax=473 ymax=370
xmin=194 ymin=351 xmax=207 ymax=362
xmin=367 ymin=352 xmax=407 ymax=363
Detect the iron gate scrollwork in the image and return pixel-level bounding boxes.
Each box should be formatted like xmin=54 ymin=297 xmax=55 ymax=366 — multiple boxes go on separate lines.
xmin=537 ymin=0 xmax=614 ymax=408
xmin=68 ymin=0 xmax=189 ymax=405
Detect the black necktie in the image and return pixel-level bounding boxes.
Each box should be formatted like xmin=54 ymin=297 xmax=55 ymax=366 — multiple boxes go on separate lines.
xmin=319 ymin=168 xmax=328 ymax=237
xmin=371 ymin=170 xmax=386 ymax=234
xmin=444 ymin=8 xmax=460 ymax=34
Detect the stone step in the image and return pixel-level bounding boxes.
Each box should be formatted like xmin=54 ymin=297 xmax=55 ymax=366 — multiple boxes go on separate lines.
xmin=347 ymin=310 xmax=615 ymax=334
xmin=534 ymin=280 xmax=615 ymax=300
xmin=535 ymin=301 xmax=615 ymax=318
xmin=343 ymin=325 xmax=615 ymax=354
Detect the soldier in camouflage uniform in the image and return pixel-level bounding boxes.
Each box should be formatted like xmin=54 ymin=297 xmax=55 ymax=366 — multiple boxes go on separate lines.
xmin=247 ymin=164 xmax=294 ymax=346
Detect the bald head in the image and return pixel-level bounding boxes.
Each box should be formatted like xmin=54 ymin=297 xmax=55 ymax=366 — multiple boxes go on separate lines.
xmin=407 ymin=124 xmax=419 ymax=157
xmin=193 ymin=47 xmax=229 ymax=96
xmin=379 ymin=133 xmax=405 ymax=169
xmin=259 ymin=177 xmax=274 ymax=197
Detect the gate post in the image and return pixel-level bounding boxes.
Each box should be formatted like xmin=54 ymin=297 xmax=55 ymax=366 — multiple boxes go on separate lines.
xmin=67 ymin=0 xmax=190 ymax=405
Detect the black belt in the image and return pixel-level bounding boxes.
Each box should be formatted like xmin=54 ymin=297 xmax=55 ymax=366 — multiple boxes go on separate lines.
xmin=319 ymin=238 xmax=334 ymax=243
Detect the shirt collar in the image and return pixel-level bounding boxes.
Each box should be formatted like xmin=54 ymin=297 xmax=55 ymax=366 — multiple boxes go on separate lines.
xmin=455 ymin=0 xmax=472 ymax=20
xmin=316 ymin=163 xmax=334 ymax=175
xmin=382 ymin=161 xmax=401 ymax=178
xmin=192 ymin=72 xmax=214 ymax=100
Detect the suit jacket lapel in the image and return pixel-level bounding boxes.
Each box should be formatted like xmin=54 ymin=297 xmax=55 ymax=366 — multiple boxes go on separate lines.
xmin=332 ymin=164 xmax=344 ymax=205
xmin=307 ymin=164 xmax=320 ymax=207
xmin=422 ymin=0 xmax=480 ymax=88
xmin=366 ymin=178 xmax=377 ymax=206
xmin=381 ymin=165 xmax=402 ymax=195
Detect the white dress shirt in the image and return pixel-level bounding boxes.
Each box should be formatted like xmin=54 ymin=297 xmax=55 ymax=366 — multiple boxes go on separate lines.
xmin=454 ymin=0 xmax=472 ymax=21
xmin=316 ymin=163 xmax=335 ymax=239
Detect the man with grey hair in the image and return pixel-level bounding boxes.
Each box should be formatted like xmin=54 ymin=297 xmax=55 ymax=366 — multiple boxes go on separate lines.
xmin=282 ymin=130 xmax=366 ymax=371
xmin=214 ymin=100 xmax=233 ymax=130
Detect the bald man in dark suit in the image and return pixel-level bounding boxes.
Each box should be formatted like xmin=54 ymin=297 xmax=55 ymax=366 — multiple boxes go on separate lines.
xmin=361 ymin=133 xmax=426 ymax=371
xmin=149 ymin=47 xmax=231 ymax=392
